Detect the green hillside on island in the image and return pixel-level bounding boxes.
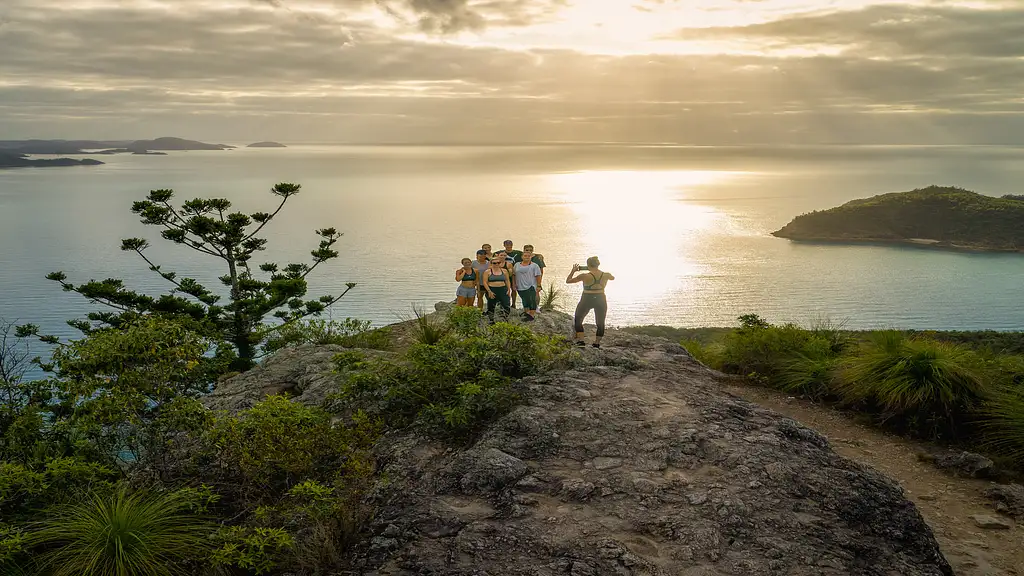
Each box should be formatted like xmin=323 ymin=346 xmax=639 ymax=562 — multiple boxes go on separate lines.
xmin=773 ymin=186 xmax=1024 ymax=251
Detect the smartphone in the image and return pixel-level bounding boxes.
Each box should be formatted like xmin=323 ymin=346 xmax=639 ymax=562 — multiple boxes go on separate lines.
xmin=578 ymin=264 xmax=589 ymax=271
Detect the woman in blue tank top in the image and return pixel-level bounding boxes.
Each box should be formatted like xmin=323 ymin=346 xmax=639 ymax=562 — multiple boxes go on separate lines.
xmin=456 ymin=258 xmax=478 ymax=307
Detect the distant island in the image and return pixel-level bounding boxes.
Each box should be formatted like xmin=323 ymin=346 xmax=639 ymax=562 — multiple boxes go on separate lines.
xmin=247 ymin=141 xmax=287 ymax=148
xmin=773 ymin=186 xmax=1024 ymax=252
xmin=0 ymin=137 xmax=230 ymax=156
xmin=0 ymin=151 xmax=104 ymax=169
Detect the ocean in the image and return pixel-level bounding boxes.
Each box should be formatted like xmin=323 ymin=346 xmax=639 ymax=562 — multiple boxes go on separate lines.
xmin=2 ymin=144 xmax=1024 ymax=348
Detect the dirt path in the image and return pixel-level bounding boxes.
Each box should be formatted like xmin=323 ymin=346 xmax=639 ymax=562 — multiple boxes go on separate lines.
xmin=721 ymin=382 xmax=1024 ymax=576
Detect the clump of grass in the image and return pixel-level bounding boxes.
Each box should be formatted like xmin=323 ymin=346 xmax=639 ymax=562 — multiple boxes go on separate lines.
xmin=31 ymin=486 xmax=212 ymax=576
xmin=776 ymin=337 xmax=840 ymax=399
xmin=539 ymin=282 xmax=564 ymax=312
xmin=838 ymin=330 xmax=989 ymax=439
xmin=980 ymin=387 xmax=1024 ymax=468
xmin=410 ymin=305 xmax=449 ymax=345
xmin=682 ymin=339 xmax=725 ymax=370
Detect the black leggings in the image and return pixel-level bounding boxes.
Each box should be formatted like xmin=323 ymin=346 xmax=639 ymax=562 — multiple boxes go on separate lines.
xmin=487 ymin=286 xmax=511 ymax=320
xmin=574 ymin=293 xmax=607 ymax=337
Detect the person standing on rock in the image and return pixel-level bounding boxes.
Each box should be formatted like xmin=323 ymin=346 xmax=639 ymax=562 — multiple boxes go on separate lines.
xmin=473 ymin=249 xmax=490 ymax=310
xmin=566 ymin=256 xmax=614 ymax=348
xmin=501 ymin=240 xmax=523 ymax=308
xmin=523 ymin=244 xmax=546 ymax=310
xmin=484 ymin=255 xmax=512 ymax=322
xmin=514 ymin=249 xmax=543 ymax=321
xmin=456 ymin=258 xmax=478 ymax=307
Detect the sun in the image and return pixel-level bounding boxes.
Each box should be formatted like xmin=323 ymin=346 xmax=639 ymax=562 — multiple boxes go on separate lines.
xmin=545 ymin=169 xmax=742 ymax=303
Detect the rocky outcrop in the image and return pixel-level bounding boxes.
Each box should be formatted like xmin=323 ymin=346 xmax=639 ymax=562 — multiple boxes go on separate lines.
xmin=210 ymin=306 xmax=954 ymax=575
xmin=985 ymin=483 xmax=1024 ymax=520
xmin=203 ymin=344 xmax=393 ymax=412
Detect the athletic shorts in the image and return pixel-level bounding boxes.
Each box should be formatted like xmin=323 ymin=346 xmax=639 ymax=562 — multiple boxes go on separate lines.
xmin=518 ymin=287 xmax=538 ymax=310
xmin=457 ymin=285 xmax=477 ymax=299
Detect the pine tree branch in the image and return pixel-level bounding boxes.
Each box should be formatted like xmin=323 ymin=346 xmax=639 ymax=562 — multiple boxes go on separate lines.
xmin=243 ymin=194 xmax=289 ymax=243
xmin=130 ymin=248 xmax=185 ymax=290
xmin=159 ymin=200 xmax=225 ymax=258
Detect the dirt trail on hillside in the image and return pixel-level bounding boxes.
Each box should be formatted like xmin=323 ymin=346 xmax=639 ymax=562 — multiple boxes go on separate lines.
xmin=720 ymin=382 xmax=1024 ymax=576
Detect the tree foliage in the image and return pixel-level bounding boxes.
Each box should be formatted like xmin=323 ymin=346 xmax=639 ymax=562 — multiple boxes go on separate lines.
xmin=37 ymin=183 xmax=355 ymax=369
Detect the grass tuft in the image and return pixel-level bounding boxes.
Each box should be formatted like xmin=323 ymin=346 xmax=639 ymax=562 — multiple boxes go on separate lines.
xmin=31 ymin=486 xmax=212 ymax=576
xmin=410 ymin=305 xmax=450 ymax=345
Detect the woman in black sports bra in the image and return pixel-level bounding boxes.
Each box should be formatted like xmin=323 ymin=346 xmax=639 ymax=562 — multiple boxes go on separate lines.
xmin=566 ymin=256 xmax=614 ymax=348
xmin=456 ymin=258 xmax=478 ymax=307
xmin=484 ymin=256 xmax=513 ymax=322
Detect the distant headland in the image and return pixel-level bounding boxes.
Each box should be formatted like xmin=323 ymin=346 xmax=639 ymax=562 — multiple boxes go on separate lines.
xmin=773 ymin=185 xmax=1024 ymax=253
xmin=0 ymin=137 xmax=231 ymax=169
xmin=247 ymin=141 xmax=287 ymax=148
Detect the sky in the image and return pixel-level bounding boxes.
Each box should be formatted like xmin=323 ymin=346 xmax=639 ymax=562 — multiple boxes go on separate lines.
xmin=1 ymin=0 xmax=1023 ymax=144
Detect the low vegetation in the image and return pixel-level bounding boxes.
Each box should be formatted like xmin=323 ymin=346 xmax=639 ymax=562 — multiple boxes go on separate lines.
xmin=639 ymin=315 xmax=1024 ymax=466
xmin=0 ymin=300 xmax=567 ymax=574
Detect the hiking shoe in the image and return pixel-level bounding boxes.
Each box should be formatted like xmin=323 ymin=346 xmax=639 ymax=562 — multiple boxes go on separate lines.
xmin=592 ymin=343 xmax=601 ymax=349
xmin=575 ymin=340 xmax=586 ymax=347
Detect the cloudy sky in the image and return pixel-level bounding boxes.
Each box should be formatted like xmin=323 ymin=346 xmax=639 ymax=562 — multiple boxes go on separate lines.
xmin=1 ymin=0 xmax=1023 ymax=144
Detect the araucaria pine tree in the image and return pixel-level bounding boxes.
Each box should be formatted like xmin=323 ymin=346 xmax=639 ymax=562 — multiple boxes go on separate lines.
xmin=44 ymin=183 xmax=354 ymax=369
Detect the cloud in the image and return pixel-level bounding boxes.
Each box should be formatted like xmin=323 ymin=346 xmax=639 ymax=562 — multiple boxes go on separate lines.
xmin=676 ymin=4 xmax=1024 ymax=59
xmin=0 ymin=0 xmax=1023 ymax=142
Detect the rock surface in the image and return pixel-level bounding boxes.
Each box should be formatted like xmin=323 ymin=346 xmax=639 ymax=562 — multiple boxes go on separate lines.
xmin=984 ymin=483 xmax=1024 ymax=520
xmin=928 ymin=450 xmax=995 ymax=478
xmin=211 ymin=305 xmax=955 ymax=575
xmin=203 ymin=344 xmax=393 ymax=412
xmin=970 ymin=515 xmax=1013 ymax=530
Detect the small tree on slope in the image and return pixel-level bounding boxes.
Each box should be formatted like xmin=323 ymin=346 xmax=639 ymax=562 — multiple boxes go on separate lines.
xmin=30 ymin=183 xmax=354 ymax=370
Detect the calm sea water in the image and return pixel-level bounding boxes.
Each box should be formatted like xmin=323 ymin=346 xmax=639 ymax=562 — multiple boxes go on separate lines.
xmin=3 ymin=144 xmax=1024 ymax=349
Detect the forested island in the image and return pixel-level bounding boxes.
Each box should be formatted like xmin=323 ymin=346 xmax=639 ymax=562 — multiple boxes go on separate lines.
xmin=247 ymin=141 xmax=287 ymax=148
xmin=773 ymin=186 xmax=1024 ymax=252
xmin=0 ymin=151 xmax=104 ymax=168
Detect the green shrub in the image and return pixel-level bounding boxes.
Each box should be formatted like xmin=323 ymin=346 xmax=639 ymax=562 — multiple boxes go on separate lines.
xmin=334 ymin=323 xmax=566 ymax=438
xmin=262 ymin=318 xmax=391 ymax=354
xmin=838 ymin=331 xmax=989 ymax=439
xmin=30 ymin=486 xmax=213 ymax=576
xmin=719 ymin=320 xmax=813 ymax=379
xmin=209 ymin=526 xmax=294 ymax=575
xmin=446 ymin=306 xmax=484 ymax=338
xmin=203 ymin=395 xmax=378 ymax=505
xmin=682 ymin=339 xmax=724 ymax=370
xmin=0 ymin=524 xmax=28 ymax=575
xmin=410 ymin=306 xmax=449 ymax=345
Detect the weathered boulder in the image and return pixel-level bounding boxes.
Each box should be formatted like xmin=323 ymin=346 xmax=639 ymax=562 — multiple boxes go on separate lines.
xmin=208 ymin=305 xmax=954 ymax=575
xmin=984 ymin=483 xmax=1024 ymax=520
xmin=203 ymin=344 xmax=392 ymax=411
xmin=929 ymin=450 xmax=995 ymax=478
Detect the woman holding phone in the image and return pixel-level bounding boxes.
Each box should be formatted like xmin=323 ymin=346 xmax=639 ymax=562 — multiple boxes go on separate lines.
xmin=566 ymin=256 xmax=614 ymax=347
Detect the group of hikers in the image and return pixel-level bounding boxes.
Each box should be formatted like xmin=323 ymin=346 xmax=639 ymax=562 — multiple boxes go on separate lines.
xmin=455 ymin=240 xmax=614 ymax=348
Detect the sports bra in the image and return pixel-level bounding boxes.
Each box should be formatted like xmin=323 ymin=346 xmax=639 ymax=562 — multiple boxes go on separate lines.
xmin=488 ymin=270 xmax=506 ymax=283
xmin=584 ymin=271 xmax=607 ymax=292
xmin=461 ymin=269 xmax=476 ymax=282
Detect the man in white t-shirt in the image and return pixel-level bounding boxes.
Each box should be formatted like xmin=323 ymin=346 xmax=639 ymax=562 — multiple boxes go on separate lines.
xmin=513 ymin=249 xmax=543 ymax=321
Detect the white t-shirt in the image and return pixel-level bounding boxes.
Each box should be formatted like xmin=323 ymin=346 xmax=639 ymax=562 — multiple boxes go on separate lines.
xmin=514 ymin=262 xmax=542 ymax=291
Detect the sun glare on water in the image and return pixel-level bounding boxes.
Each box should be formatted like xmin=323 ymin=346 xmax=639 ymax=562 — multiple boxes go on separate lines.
xmin=547 ymin=170 xmax=741 ymax=304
